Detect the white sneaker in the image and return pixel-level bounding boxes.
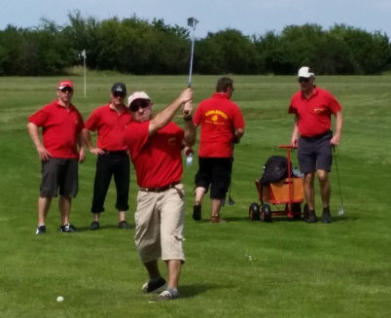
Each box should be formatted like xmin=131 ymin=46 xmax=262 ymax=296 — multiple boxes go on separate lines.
xmin=158 ymin=289 xmax=179 ymax=300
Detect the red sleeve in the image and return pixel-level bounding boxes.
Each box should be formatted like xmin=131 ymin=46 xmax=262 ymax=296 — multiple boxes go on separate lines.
xmin=326 ymin=92 xmax=342 ymax=114
xmin=124 ymin=121 xmax=150 ymax=160
xmin=28 ymin=108 xmax=48 ymax=126
xmin=193 ymin=104 xmax=202 ymax=126
xmin=76 ymin=110 xmax=85 ymax=134
xmin=232 ymin=105 xmax=245 ymax=129
xmin=85 ymin=108 xmax=100 ymax=131
xmin=288 ymin=95 xmax=297 ymax=114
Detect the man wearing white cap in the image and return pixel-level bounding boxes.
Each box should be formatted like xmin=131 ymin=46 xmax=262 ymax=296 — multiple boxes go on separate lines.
xmin=124 ymin=88 xmax=194 ymax=300
xmin=27 ymin=80 xmax=85 ymax=234
xmin=288 ymin=66 xmax=343 ymax=223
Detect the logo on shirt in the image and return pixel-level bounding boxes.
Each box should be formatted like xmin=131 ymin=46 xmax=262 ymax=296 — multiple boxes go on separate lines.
xmin=205 ymin=110 xmax=228 ymax=124
xmin=313 ymin=107 xmax=327 ymax=114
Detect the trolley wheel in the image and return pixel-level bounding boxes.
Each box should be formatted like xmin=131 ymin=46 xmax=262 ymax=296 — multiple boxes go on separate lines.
xmin=249 ymin=202 xmax=260 ymax=221
xmin=261 ymin=204 xmax=272 ymax=222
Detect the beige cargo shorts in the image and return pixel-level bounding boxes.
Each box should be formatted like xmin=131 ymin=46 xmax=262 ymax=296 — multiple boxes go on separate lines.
xmin=134 ymin=183 xmax=185 ymax=263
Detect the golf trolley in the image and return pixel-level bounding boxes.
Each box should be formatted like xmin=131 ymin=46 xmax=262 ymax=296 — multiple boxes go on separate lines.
xmin=249 ymin=145 xmax=305 ymax=222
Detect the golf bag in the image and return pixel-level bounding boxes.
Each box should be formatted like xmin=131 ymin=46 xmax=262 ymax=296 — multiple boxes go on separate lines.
xmin=260 ymin=156 xmax=290 ymax=185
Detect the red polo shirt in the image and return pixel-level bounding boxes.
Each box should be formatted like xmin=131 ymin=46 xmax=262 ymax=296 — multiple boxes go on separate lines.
xmin=124 ymin=121 xmax=184 ymax=188
xmin=288 ymin=87 xmax=342 ymax=137
xmin=193 ymin=93 xmax=245 ymax=158
xmin=28 ymin=100 xmax=84 ymax=159
xmin=85 ymin=104 xmax=132 ymax=151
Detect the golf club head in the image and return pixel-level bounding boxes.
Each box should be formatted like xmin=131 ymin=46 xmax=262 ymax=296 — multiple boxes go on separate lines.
xmin=187 ymin=17 xmax=199 ymax=29
xmin=337 ymin=206 xmax=345 ymax=216
xmin=228 ymin=195 xmax=235 ymax=206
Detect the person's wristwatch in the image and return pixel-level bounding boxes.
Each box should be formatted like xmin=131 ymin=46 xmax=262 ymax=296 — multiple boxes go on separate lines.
xmin=183 ymin=114 xmax=192 ymax=121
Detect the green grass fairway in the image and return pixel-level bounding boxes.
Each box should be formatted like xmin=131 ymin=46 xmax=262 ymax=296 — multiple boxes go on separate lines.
xmin=1 ymin=74 xmax=391 ymax=318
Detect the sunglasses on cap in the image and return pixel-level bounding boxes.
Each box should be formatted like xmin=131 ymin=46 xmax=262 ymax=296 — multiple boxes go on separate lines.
xmin=113 ymin=91 xmax=126 ymax=98
xmin=59 ymin=87 xmax=73 ymax=93
xmin=298 ymin=77 xmax=311 ymax=83
xmin=129 ymin=99 xmax=151 ymax=112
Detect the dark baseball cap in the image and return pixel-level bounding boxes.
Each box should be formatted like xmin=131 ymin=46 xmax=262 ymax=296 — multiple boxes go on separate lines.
xmin=111 ymin=82 xmax=127 ymax=95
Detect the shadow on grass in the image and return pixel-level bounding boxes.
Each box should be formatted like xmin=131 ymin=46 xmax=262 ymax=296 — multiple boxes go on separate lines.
xmin=75 ymin=223 xmax=135 ymax=232
xmin=248 ymin=215 xmax=357 ymax=223
xmin=179 ymin=283 xmax=221 ymax=298
xmin=215 ymin=215 xmax=357 ymax=223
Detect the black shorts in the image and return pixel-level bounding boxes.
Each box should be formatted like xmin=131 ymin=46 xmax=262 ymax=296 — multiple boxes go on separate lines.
xmin=195 ymin=157 xmax=233 ymax=199
xmin=40 ymin=158 xmax=78 ymax=198
xmin=298 ymin=131 xmax=332 ymax=174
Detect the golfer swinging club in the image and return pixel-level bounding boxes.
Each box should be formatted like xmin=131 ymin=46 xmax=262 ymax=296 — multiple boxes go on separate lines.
xmin=289 ymin=66 xmax=343 ymax=223
xmin=124 ymin=88 xmax=195 ymax=300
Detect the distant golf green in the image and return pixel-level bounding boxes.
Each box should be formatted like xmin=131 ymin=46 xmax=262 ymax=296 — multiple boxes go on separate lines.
xmin=0 ymin=73 xmax=390 ymax=318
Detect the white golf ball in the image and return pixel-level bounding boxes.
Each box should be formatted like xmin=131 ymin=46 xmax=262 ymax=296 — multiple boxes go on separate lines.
xmin=56 ymin=296 xmax=64 ymax=302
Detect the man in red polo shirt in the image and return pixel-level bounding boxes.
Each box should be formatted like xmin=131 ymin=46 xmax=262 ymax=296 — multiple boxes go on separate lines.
xmin=289 ymin=66 xmax=343 ymax=223
xmin=82 ymin=83 xmax=132 ymax=230
xmin=27 ymin=80 xmax=85 ymax=234
xmin=124 ymin=88 xmax=195 ymax=301
xmin=192 ymin=77 xmax=245 ymax=223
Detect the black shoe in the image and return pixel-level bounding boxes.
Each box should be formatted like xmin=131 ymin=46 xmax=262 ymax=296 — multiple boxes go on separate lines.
xmin=192 ymin=204 xmax=201 ymax=221
xmin=303 ymin=204 xmax=309 ymax=221
xmin=141 ymin=277 xmax=166 ymax=293
xmin=118 ymin=221 xmax=131 ymax=229
xmin=90 ymin=221 xmax=100 ymax=230
xmin=59 ymin=224 xmax=77 ymax=232
xmin=306 ymin=211 xmax=318 ymax=223
xmin=36 ymin=225 xmax=46 ymax=235
xmin=322 ymin=207 xmax=332 ymax=223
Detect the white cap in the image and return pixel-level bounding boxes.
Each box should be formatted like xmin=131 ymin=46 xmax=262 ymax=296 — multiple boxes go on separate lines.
xmin=128 ymin=91 xmax=151 ymax=107
xmin=297 ymin=66 xmax=315 ymax=78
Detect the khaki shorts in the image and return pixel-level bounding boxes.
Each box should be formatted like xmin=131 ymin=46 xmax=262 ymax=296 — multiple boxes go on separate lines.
xmin=134 ymin=183 xmax=185 ymax=264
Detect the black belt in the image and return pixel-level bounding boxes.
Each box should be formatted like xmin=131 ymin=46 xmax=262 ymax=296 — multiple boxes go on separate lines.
xmin=102 ymin=150 xmax=127 ymax=155
xmin=301 ymin=130 xmax=332 ymax=140
xmin=139 ymin=182 xmax=180 ymax=193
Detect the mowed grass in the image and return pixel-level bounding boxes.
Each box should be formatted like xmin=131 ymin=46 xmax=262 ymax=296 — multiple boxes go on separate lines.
xmin=0 ymin=73 xmax=391 ymax=318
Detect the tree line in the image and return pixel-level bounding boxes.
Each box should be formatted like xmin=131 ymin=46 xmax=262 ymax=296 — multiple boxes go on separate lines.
xmin=1 ymin=12 xmax=390 ymax=76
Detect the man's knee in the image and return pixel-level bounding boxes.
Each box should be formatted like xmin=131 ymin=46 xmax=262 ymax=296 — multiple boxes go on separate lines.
xmin=316 ymin=170 xmax=329 ymax=183
xmin=304 ymin=173 xmax=315 ymax=185
xmin=210 ymin=182 xmax=228 ymax=199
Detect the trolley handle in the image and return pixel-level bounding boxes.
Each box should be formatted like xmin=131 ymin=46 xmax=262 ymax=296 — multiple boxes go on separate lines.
xmin=278 ymin=144 xmax=297 ymax=149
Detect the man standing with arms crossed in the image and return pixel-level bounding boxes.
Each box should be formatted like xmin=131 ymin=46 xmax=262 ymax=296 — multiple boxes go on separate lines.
xmin=192 ymin=77 xmax=245 ymax=223
xmin=289 ymin=66 xmax=343 ymax=223
xmin=124 ymin=88 xmax=194 ymax=301
xmin=82 ymin=83 xmax=132 ymax=230
xmin=27 ymin=80 xmax=85 ymax=234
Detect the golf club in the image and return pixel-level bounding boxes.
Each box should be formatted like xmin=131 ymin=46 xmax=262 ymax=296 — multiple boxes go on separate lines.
xmin=227 ymin=157 xmax=235 ymax=206
xmin=187 ymin=17 xmax=198 ymax=88
xmin=333 ymin=147 xmax=345 ymax=216
xmin=228 ymin=186 xmax=235 ymax=206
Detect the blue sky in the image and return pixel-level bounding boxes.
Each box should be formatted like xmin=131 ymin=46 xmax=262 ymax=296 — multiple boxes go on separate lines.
xmin=1 ymin=0 xmax=391 ymax=38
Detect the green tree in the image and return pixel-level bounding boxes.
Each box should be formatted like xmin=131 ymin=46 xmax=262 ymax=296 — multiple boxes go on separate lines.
xmin=196 ymin=29 xmax=257 ymax=74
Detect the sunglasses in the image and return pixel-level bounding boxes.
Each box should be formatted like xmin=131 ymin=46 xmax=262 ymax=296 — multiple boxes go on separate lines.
xmin=129 ymin=100 xmax=151 ymax=112
xmin=113 ymin=91 xmax=126 ymax=98
xmin=298 ymin=77 xmax=311 ymax=83
xmin=59 ymin=87 xmax=73 ymax=93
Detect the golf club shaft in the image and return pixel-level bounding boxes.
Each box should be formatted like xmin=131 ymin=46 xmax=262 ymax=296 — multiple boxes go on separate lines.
xmin=188 ymin=30 xmax=195 ymax=88
xmin=333 ymin=147 xmax=344 ymax=208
